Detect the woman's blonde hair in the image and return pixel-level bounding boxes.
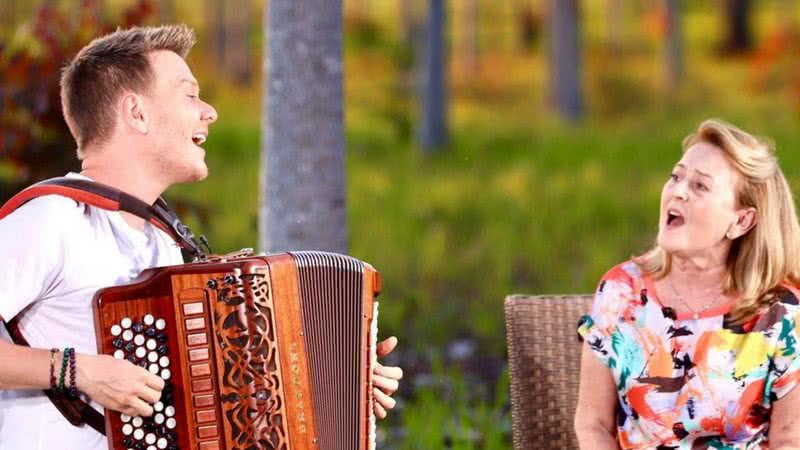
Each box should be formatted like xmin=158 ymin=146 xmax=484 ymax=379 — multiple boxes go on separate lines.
xmin=635 ymin=118 xmax=800 ymax=324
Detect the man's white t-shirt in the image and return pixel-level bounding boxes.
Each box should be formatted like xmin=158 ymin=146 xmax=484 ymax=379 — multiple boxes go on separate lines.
xmin=0 ymin=173 xmax=183 ymax=450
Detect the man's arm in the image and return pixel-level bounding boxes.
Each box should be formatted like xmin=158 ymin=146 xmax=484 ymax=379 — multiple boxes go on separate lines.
xmin=0 ymin=322 xmax=165 ymax=417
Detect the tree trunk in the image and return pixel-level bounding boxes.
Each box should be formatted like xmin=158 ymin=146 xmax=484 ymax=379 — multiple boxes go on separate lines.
xmin=460 ymin=0 xmax=479 ymax=78
xmin=724 ymin=0 xmax=752 ymax=53
xmin=207 ymin=0 xmax=226 ymax=71
xmin=260 ymin=0 xmax=347 ymax=254
xmin=417 ymin=0 xmax=448 ymax=152
xmin=548 ymin=0 xmax=583 ymax=122
xmin=664 ymin=0 xmax=683 ymax=88
xmin=224 ymin=0 xmax=252 ymax=84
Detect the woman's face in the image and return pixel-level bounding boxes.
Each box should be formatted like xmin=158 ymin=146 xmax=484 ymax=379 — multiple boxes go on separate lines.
xmin=657 ymin=142 xmax=742 ymax=258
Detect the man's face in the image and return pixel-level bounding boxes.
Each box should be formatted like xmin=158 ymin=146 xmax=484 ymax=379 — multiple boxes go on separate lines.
xmin=142 ymin=50 xmax=217 ymax=184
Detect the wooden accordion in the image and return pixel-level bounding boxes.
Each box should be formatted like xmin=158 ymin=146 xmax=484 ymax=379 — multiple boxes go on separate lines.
xmin=93 ymin=251 xmax=382 ymax=450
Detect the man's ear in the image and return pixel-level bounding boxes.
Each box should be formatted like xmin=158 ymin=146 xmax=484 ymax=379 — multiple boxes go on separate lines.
xmin=120 ymin=92 xmax=148 ymax=135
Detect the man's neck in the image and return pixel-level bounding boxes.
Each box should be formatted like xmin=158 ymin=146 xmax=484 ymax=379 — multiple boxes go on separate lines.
xmin=80 ymin=150 xmax=167 ymax=231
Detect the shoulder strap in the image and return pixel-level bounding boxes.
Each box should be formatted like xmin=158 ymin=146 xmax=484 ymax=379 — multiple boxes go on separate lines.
xmin=0 ymin=177 xmax=211 ymax=435
xmin=0 ymin=177 xmax=210 ymax=260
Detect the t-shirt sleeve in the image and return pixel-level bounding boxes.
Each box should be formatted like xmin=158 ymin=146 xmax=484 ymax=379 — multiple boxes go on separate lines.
xmin=767 ymin=307 xmax=800 ymax=401
xmin=577 ymin=264 xmax=635 ymax=368
xmin=0 ymin=197 xmax=73 ymax=321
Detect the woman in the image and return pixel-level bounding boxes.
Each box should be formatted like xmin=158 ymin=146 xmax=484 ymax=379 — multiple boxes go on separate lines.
xmin=575 ymin=119 xmax=800 ymax=449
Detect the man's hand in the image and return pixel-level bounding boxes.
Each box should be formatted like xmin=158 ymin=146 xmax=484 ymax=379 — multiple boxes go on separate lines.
xmin=76 ymin=353 xmax=165 ymax=417
xmin=373 ymin=336 xmax=403 ymax=419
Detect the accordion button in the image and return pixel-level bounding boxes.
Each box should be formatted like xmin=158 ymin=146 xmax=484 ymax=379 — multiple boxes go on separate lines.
xmin=197 ymin=425 xmax=218 ymax=438
xmin=149 ymin=364 xmax=159 ymax=375
xmin=122 ymin=424 xmax=133 ymax=435
xmin=113 ymin=350 xmax=125 ymax=360
xmin=157 ymin=345 xmax=169 ymax=356
xmin=166 ymin=418 xmax=177 ymax=429
xmin=125 ymin=342 xmax=136 ymax=354
xmin=154 ymin=401 xmax=164 ymax=412
xmin=159 ymin=356 xmax=170 ymax=368
xmin=156 ymin=319 xmax=167 ymax=330
xmin=123 ymin=330 xmax=134 ymax=342
xmin=187 ymin=333 xmax=207 ymax=346
xmin=147 ymin=339 xmax=157 ymax=351
xmin=154 ymin=414 xmax=165 ymax=425
xmin=132 ymin=417 xmax=143 ymax=427
xmin=165 ymin=406 xmax=175 ymax=417
xmin=120 ymin=414 xmax=131 ymax=423
xmin=185 ymin=318 xmax=205 ymax=331
xmin=193 ymin=395 xmax=214 ymax=408
xmin=190 ymin=363 xmax=211 ymax=377
xmin=133 ymin=429 xmax=144 ymax=440
xmin=132 ymin=323 xmax=144 ymax=334
xmin=145 ymin=433 xmax=156 ymax=445
xmin=136 ymin=347 xmax=146 ymax=359
xmin=121 ymin=318 xmax=132 ymax=329
xmin=143 ymin=314 xmax=155 ymax=326
xmin=191 ymin=379 xmax=212 ymax=392
xmin=111 ymin=325 xmax=122 ymax=336
xmin=182 ymin=302 xmax=204 ymax=316
xmin=196 ymin=409 xmax=215 ymax=423
xmin=148 ymin=352 xmax=159 ymax=363
xmin=112 ymin=338 xmax=124 ymax=349
xmin=134 ymin=335 xmax=145 ymax=346
xmin=189 ymin=348 xmax=209 ymax=361
xmin=145 ymin=327 xmax=157 ymax=338
xmin=161 ymin=369 xmax=172 ymax=380
xmin=156 ymin=438 xmax=167 ymax=449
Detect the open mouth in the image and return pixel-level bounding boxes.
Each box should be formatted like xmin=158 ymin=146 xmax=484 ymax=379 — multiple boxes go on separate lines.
xmin=192 ymin=133 xmax=207 ymax=146
xmin=666 ymin=209 xmax=685 ymax=228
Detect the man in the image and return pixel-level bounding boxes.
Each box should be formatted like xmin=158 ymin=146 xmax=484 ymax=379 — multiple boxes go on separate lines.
xmin=0 ymin=24 xmax=401 ymax=448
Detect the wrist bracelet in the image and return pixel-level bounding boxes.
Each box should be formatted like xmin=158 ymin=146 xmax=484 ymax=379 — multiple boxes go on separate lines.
xmin=58 ymin=347 xmax=71 ymax=393
xmin=48 ymin=348 xmax=58 ymax=391
xmin=67 ymin=348 xmax=77 ymax=398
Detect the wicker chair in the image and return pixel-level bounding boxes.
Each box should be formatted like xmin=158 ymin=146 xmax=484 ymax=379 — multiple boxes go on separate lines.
xmin=504 ymin=294 xmax=593 ymax=450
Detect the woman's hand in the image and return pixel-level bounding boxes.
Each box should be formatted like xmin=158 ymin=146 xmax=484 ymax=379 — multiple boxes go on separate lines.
xmin=75 ymin=353 xmax=165 ymax=417
xmin=372 ymin=336 xmax=403 ymax=419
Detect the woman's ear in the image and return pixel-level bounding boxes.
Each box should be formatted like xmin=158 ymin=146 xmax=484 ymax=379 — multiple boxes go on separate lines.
xmin=728 ymin=207 xmax=757 ymax=240
xmin=120 ymin=92 xmax=148 ymax=135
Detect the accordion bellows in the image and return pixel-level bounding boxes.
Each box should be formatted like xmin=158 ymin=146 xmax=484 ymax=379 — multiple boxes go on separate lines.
xmin=93 ymin=251 xmax=381 ymax=450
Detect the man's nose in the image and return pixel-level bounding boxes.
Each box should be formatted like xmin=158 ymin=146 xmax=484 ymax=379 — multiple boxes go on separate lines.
xmin=202 ymin=102 xmax=218 ymax=123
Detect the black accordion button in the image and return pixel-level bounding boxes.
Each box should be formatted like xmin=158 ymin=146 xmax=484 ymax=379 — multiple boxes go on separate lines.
xmin=145 ymin=326 xmax=157 ymax=338
xmin=112 ymin=338 xmax=124 ymax=349
xmin=132 ymin=322 xmax=144 ymax=334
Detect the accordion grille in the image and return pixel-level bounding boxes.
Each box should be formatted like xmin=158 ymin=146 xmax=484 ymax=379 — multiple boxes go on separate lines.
xmin=293 ymin=251 xmax=364 ymax=450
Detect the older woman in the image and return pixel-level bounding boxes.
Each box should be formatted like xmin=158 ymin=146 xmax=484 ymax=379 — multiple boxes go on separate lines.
xmin=574 ymin=119 xmax=800 ymax=449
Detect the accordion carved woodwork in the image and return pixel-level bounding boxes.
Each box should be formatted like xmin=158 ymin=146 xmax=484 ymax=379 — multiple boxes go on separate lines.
xmin=93 ymin=251 xmax=382 ymax=450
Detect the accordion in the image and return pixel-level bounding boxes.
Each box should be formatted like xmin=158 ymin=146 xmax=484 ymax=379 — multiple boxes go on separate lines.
xmin=93 ymin=251 xmax=382 ymax=450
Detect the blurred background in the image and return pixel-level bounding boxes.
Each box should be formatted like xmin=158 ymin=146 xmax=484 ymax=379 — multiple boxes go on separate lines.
xmin=3 ymin=0 xmax=800 ymax=448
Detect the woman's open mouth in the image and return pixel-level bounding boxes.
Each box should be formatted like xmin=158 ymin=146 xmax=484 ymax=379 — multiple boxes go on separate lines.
xmin=666 ymin=209 xmax=685 ymax=229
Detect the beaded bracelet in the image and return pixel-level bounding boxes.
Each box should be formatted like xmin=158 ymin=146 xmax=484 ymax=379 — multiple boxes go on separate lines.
xmin=67 ymin=348 xmax=77 ymax=398
xmin=48 ymin=348 xmax=58 ymax=391
xmin=58 ymin=347 xmax=72 ymax=393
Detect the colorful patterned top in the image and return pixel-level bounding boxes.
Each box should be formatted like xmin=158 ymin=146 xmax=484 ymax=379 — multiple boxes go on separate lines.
xmin=577 ymin=261 xmax=800 ymax=450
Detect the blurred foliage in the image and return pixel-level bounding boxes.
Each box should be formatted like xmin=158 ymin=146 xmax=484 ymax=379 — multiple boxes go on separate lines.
xmin=0 ymin=0 xmax=153 ymax=200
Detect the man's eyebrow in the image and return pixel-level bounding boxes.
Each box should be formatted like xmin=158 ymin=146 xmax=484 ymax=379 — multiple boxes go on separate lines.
xmin=178 ymin=78 xmax=199 ymax=88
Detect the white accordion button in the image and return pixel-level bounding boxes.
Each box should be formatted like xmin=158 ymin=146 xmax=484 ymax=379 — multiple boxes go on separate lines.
xmin=122 ymin=424 xmax=133 ymax=435
xmin=143 ymin=314 xmax=155 ymax=326
xmin=120 ymin=414 xmax=131 ymax=423
xmin=164 ymin=406 xmax=175 ymax=417
xmin=154 ymin=413 xmax=165 ymax=425
xmin=110 ymin=325 xmax=122 ymax=336
xmin=148 ymin=352 xmax=159 ymax=363
xmin=145 ymin=433 xmax=156 ymax=445
xmin=148 ymin=446 xmax=156 ymax=450
xmin=148 ymin=364 xmax=159 ymax=374
xmin=135 ymin=347 xmax=146 ymax=359
xmin=134 ymin=334 xmax=145 ymax=346
xmin=166 ymin=418 xmax=176 ymax=429
xmin=155 ymin=319 xmax=166 ymax=330
xmin=153 ymin=401 xmax=164 ymax=412
xmin=121 ymin=318 xmax=132 ymax=329
xmin=133 ymin=428 xmax=144 ymax=440
xmin=161 ymin=369 xmax=171 ymax=380
xmin=159 ymin=356 xmax=170 ymax=368
xmin=146 ymin=339 xmax=157 ymax=351
xmin=157 ymin=437 xmax=167 ymax=449
xmin=113 ymin=350 xmax=125 ymax=360
xmin=132 ymin=416 xmax=143 ymax=427
xmin=122 ymin=330 xmax=134 ymax=342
